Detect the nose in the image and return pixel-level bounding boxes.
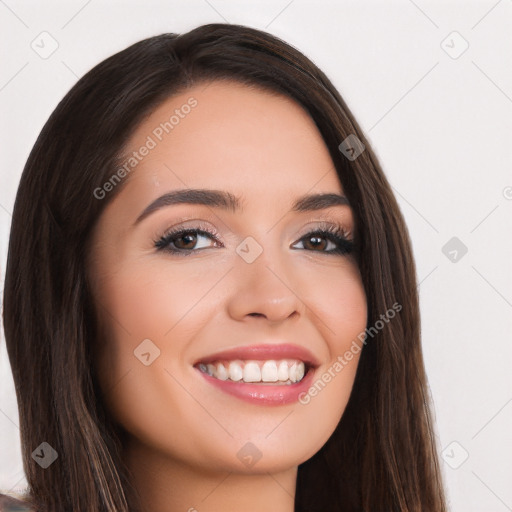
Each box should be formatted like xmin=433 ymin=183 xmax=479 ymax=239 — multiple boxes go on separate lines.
xmin=225 ymin=247 xmax=305 ymax=324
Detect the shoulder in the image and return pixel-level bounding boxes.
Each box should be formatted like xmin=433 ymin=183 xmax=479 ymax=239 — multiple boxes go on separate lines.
xmin=0 ymin=493 xmax=35 ymax=511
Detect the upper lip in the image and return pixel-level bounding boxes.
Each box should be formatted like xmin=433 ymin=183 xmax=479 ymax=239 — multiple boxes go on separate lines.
xmin=194 ymin=343 xmax=321 ymax=368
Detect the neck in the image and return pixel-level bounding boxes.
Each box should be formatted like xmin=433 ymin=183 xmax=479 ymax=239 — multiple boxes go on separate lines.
xmin=123 ymin=438 xmax=297 ymax=512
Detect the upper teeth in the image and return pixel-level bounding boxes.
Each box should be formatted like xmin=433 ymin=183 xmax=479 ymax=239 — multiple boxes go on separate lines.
xmin=197 ymin=359 xmax=306 ymax=384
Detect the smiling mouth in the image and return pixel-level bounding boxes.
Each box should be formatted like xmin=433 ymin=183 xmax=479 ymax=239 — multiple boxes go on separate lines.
xmin=195 ymin=359 xmax=311 ymax=385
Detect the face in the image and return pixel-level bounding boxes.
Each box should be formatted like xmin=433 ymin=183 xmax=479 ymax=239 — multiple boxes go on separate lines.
xmin=87 ymin=80 xmax=367 ymax=475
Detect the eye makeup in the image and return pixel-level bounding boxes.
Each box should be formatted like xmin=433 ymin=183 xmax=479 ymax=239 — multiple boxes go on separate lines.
xmin=153 ymin=220 xmax=355 ymax=257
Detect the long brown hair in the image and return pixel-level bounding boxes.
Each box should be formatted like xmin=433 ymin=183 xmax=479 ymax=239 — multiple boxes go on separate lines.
xmin=2 ymin=23 xmax=447 ymax=511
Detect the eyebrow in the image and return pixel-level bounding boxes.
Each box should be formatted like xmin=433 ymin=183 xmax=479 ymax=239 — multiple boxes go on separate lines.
xmin=133 ymin=188 xmax=350 ymax=226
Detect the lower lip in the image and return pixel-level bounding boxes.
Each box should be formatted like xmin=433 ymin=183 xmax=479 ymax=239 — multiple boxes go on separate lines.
xmin=195 ymin=366 xmax=316 ymax=406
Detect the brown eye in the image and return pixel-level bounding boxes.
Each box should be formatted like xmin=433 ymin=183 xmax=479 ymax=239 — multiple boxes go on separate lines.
xmin=302 ymin=235 xmax=329 ymax=251
xmin=155 ymin=227 xmax=221 ymax=255
xmin=173 ymin=232 xmax=199 ymax=250
xmin=292 ymin=228 xmax=355 ymax=256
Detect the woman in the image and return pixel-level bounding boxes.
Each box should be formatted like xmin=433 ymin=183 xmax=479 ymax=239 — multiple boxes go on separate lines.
xmin=1 ymin=23 xmax=447 ymax=511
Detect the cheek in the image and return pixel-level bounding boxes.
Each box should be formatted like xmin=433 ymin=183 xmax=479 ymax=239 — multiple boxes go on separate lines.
xmin=92 ymin=256 xmax=224 ymax=378
xmin=94 ymin=255 xmax=367 ymax=399
xmin=91 ymin=257 xmax=224 ymax=405
xmin=294 ymin=263 xmax=366 ymax=442
xmin=306 ymin=260 xmax=368 ymax=353
xmin=91 ymin=258 xmax=219 ymax=456
xmin=91 ymin=253 xmax=368 ymax=471
xmin=96 ymin=259 xmax=208 ymax=336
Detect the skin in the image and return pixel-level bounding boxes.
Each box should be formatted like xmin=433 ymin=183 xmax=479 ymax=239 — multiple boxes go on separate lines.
xmin=87 ymin=80 xmax=367 ymax=512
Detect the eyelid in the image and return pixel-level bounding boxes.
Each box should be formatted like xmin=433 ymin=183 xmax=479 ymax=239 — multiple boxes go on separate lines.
xmin=156 ymin=217 xmax=353 ymax=243
xmin=155 ymin=220 xmax=222 ymax=250
xmin=295 ymin=218 xmax=353 ymax=240
xmin=153 ymin=218 xmax=355 ymax=259
xmin=159 ymin=218 xmax=218 ymax=235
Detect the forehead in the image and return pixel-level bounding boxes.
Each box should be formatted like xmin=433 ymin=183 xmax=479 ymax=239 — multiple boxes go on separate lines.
xmin=90 ymin=80 xmax=349 ymax=239
xmin=119 ymin=80 xmax=343 ymax=197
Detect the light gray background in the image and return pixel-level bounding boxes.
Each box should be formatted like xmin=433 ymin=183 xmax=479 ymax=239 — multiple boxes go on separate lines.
xmin=1 ymin=1 xmax=511 ymax=510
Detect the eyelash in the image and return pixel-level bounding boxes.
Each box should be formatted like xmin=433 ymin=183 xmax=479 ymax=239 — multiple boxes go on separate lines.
xmin=154 ymin=221 xmax=355 ymax=257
